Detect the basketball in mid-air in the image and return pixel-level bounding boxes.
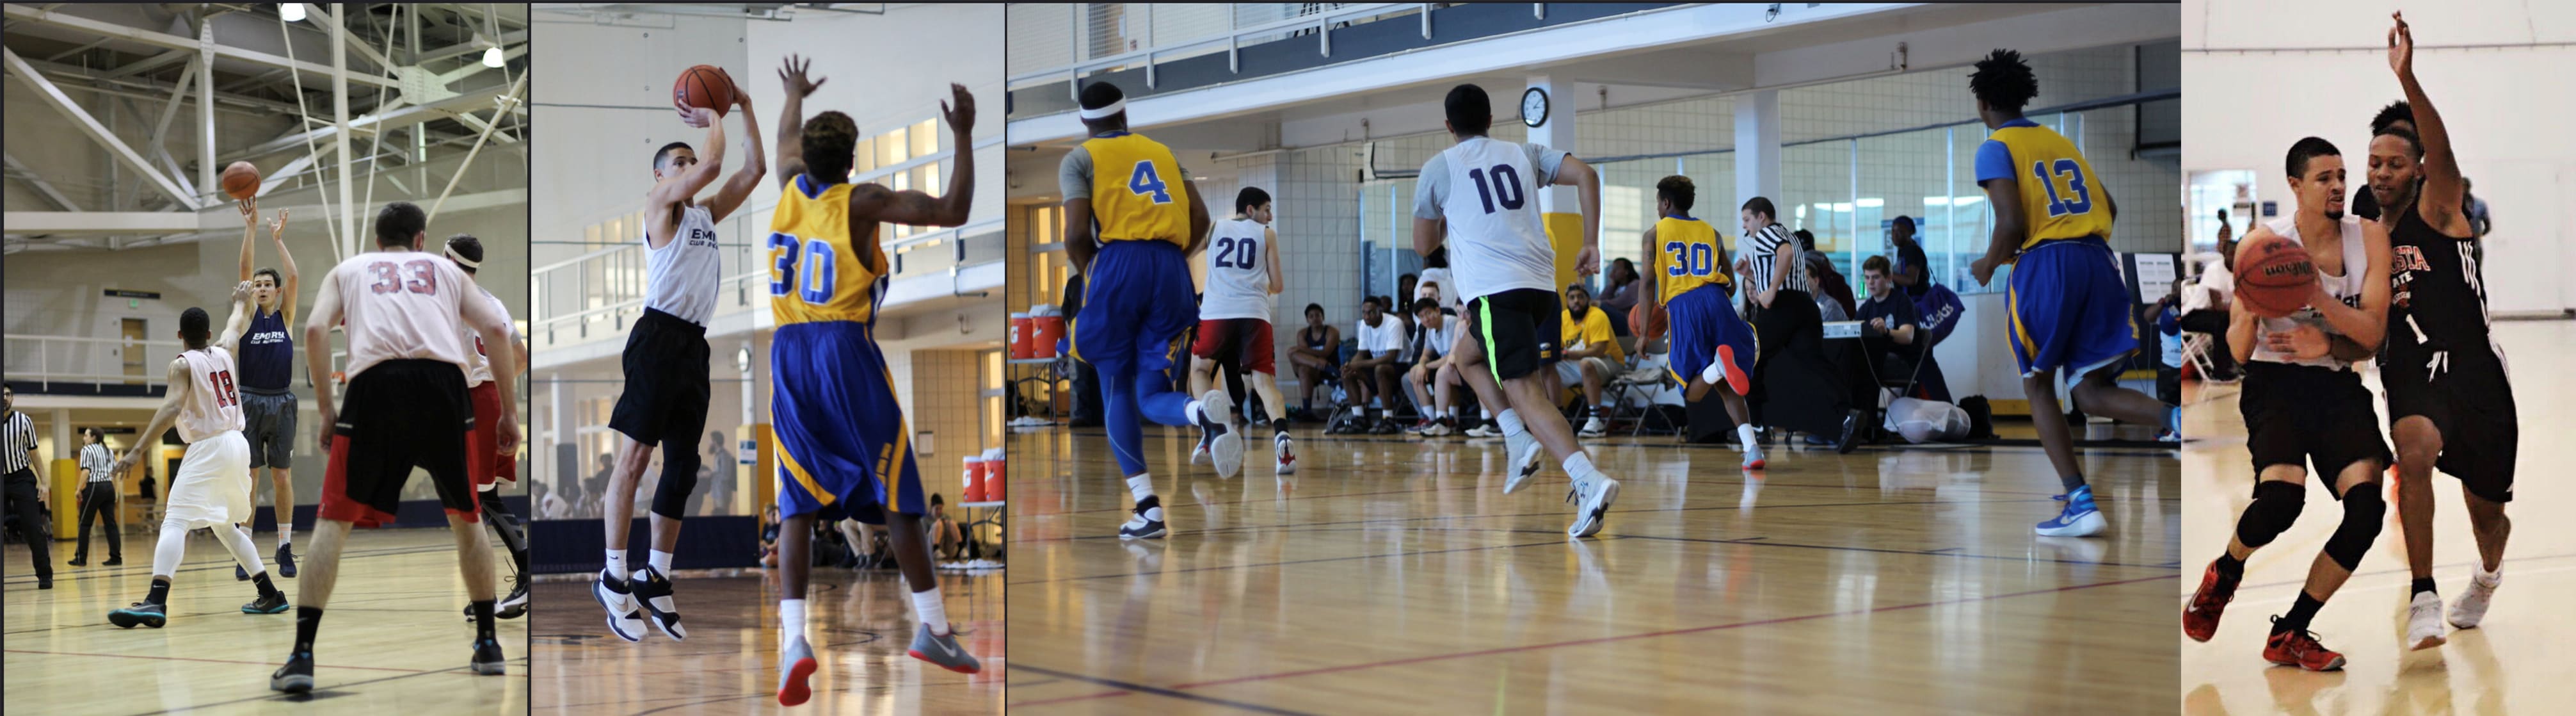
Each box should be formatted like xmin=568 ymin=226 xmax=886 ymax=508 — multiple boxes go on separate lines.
xmin=2234 ymin=234 xmax=2317 ymax=318
xmin=221 ymin=161 xmax=260 ymax=200
xmin=674 ymin=65 xmax=737 ymax=116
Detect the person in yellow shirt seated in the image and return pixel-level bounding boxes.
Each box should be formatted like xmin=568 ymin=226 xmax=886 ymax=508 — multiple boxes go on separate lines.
xmin=1553 ymin=283 xmax=1626 ymax=437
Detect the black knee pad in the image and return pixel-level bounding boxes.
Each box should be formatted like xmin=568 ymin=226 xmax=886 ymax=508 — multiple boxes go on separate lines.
xmin=2235 ymin=480 xmax=2306 ymax=548
xmin=2324 ymin=485 xmax=2385 ymax=571
xmin=650 ymin=450 xmax=702 ymax=520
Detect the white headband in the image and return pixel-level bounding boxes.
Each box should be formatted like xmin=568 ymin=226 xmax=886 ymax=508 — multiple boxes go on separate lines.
xmin=444 ymin=245 xmax=481 ymax=268
xmin=1077 ymin=97 xmax=1126 ymax=120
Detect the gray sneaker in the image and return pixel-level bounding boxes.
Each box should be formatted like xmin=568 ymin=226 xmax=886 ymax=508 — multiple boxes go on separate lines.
xmin=1197 ymin=390 xmax=1244 ymax=479
xmin=777 ymin=635 xmax=818 ymax=706
xmin=906 ymin=622 xmax=982 ymax=674
xmin=1565 ymin=474 xmax=1621 ymax=538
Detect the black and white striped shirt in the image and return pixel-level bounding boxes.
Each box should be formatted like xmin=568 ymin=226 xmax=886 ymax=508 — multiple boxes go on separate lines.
xmin=81 ymin=443 xmax=115 ymax=483
xmin=1734 ymin=223 xmax=1810 ymax=298
xmin=3 ymin=411 xmax=34 ymax=474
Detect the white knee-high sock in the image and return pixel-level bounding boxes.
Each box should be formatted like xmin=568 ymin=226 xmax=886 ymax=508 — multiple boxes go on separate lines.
xmin=214 ymin=523 xmax=268 ymax=576
xmin=780 ymin=598 xmax=807 ymax=643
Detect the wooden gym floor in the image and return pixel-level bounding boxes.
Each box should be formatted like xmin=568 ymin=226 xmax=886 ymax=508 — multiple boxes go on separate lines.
xmin=528 ymin=567 xmax=1004 ymax=714
xmin=3 ymin=527 xmax=528 ymax=715
xmin=2180 ymin=319 xmax=2575 ymax=714
xmin=1005 ymin=411 xmax=2180 ymax=713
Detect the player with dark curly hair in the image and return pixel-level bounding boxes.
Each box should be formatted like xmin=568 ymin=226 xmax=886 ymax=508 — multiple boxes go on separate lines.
xmin=1964 ymin=49 xmax=2179 ymax=538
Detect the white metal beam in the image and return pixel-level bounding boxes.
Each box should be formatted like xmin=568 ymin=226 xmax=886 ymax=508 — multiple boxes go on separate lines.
xmin=0 ymin=4 xmax=403 ymax=88
xmin=334 ymin=3 xmax=356 ymax=261
xmin=147 ymin=59 xmax=197 ymax=151
xmin=2 ymin=152 xmax=83 ymax=211
xmin=1 ymin=47 xmax=199 ymax=209
xmin=196 ymin=14 xmax=218 ymax=202
xmin=2 ymin=213 xmax=202 ymax=234
xmin=223 ymin=88 xmax=513 ymax=161
xmin=100 ymin=49 xmax=190 ymax=79
xmin=256 ymin=143 xmax=335 ymax=196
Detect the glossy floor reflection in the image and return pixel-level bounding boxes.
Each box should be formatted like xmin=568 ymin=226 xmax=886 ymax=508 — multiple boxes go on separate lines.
xmin=2180 ymin=320 xmax=2576 ymax=715
xmin=3 ymin=528 xmax=527 ymax=715
xmin=1007 ymin=412 xmax=2179 ymax=713
xmin=528 ymin=566 xmax=1002 ymax=714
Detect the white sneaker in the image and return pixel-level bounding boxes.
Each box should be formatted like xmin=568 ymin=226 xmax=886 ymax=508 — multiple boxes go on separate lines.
xmin=1419 ymin=421 xmax=1454 ymax=437
xmin=1274 ymin=435 xmax=1298 ymax=475
xmin=1578 ymin=417 xmax=1607 ymax=438
xmin=2449 ymin=569 xmax=2500 ymax=629
xmin=1742 ymin=442 xmax=1766 ymax=470
xmin=1565 ymin=474 xmax=1621 ymax=538
xmin=1463 ymin=425 xmax=1500 ymax=439
xmin=1196 ymin=391 xmax=1243 ymax=478
xmin=2406 ymin=590 xmax=2448 ymax=650
xmin=1501 ymin=427 xmax=1546 ymax=494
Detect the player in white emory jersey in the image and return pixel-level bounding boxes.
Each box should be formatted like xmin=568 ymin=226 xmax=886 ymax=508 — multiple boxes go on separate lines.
xmin=1411 ymin=83 xmax=1620 ymax=537
xmin=1185 ymin=186 xmax=1293 ymax=476
xmin=269 ymin=201 xmax=522 ymax=693
xmin=106 ymin=283 xmax=292 ymax=628
xmin=594 ymin=68 xmax=769 ymax=645
xmin=445 ymin=234 xmax=534 ymax=621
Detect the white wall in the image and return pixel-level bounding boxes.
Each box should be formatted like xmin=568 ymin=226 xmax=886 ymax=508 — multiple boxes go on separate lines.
xmin=2182 ymin=0 xmax=2576 ymax=314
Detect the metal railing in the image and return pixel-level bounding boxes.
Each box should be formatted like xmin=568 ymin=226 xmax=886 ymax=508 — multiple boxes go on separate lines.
xmin=1007 ymin=3 xmax=1425 ymax=99
xmin=4 ymin=333 xmax=353 ymax=389
xmin=529 ymin=136 xmax=1004 ymax=351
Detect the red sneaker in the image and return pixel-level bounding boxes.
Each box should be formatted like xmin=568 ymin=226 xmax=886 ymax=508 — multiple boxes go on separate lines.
xmin=2262 ymin=620 xmax=2347 ymax=672
xmin=2183 ymin=560 xmax=2237 ymax=642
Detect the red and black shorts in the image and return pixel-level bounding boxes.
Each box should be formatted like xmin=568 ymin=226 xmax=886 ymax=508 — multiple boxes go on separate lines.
xmin=467 ymin=381 xmax=516 ymax=488
xmin=1190 ymin=318 xmax=1276 ymax=375
xmin=323 ymin=359 xmax=478 ymax=527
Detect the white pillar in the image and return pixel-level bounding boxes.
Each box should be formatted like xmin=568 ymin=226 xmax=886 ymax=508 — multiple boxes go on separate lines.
xmin=1734 ymin=90 xmax=1781 ymax=223
xmin=196 ymin=19 xmax=216 ymax=204
xmin=50 ymin=409 xmax=70 ymax=464
xmin=1525 ymin=74 xmax=1581 ymax=291
xmin=332 ymin=6 xmax=355 ymax=258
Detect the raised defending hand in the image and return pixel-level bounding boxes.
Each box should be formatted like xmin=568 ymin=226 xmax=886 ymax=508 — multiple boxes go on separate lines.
xmin=676 ymin=100 xmax=716 ymax=129
xmin=232 ymin=281 xmax=254 ymax=304
xmin=780 ymin=54 xmax=826 ymax=100
xmin=942 ymin=83 xmax=975 ymax=133
xmin=2387 ymin=12 xmax=2413 ymax=77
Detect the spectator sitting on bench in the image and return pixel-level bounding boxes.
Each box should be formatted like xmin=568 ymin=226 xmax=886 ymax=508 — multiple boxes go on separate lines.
xmin=1288 ymin=303 xmax=1343 ymax=417
xmin=1556 ymin=282 xmax=1626 ymax=438
xmin=1859 ymin=256 xmax=1949 ymax=402
xmin=1338 ymin=296 xmax=1407 ymax=434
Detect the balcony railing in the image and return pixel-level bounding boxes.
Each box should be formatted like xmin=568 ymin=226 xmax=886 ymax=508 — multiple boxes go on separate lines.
xmin=1007 ymin=3 xmax=1423 ymax=103
xmin=5 ymin=332 xmax=351 ymax=391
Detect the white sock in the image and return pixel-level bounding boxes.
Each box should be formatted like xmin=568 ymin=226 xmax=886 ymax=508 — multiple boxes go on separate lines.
xmin=911 ymin=587 xmax=950 ymax=636
xmin=604 ymin=551 xmax=627 ymax=580
xmin=648 ymin=549 xmax=673 ymax=574
xmin=278 ymin=526 xmax=292 ymax=548
xmin=2474 ymin=564 xmax=2502 ymax=584
xmin=1562 ymin=452 xmax=1600 ymax=484
xmin=1496 ymin=409 xmax=1526 ymax=436
xmin=1126 ymin=473 xmax=1156 ymax=503
xmin=780 ymin=598 xmax=806 ymax=642
xmin=1701 ymin=361 xmax=1725 ymax=387
xmin=1738 ymin=424 xmax=1760 ymax=450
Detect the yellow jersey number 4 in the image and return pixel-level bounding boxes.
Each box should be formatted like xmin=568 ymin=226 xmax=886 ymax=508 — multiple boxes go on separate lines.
xmin=1128 ymin=160 xmax=1172 ymax=204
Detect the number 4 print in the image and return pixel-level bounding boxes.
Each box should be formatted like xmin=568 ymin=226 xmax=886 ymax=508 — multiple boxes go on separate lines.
xmin=1130 ymin=161 xmax=1172 ymax=204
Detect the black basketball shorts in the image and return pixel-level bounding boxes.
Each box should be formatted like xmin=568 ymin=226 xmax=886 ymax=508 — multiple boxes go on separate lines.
xmin=1465 ymin=288 xmax=1564 ymax=382
xmin=322 ymin=359 xmax=475 ymax=527
xmin=2239 ymin=361 xmax=2390 ymax=492
xmin=608 ymin=308 xmax=713 ymax=448
xmin=2381 ymin=346 xmax=2518 ymax=503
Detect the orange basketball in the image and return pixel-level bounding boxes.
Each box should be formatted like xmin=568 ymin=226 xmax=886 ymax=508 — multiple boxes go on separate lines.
xmin=2234 ymin=234 xmax=2317 ymax=318
xmin=221 ymin=161 xmax=260 ymax=200
xmin=1631 ymin=299 xmax=1668 ymax=341
xmin=674 ymin=65 xmax=737 ymax=117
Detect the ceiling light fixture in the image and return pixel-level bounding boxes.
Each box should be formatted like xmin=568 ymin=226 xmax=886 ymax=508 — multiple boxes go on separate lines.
xmin=280 ymin=3 xmax=305 ymax=22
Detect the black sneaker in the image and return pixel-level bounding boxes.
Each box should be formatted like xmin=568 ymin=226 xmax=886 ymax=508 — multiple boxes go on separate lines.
xmin=243 ymin=590 xmax=290 ymax=614
xmin=1369 ymin=418 xmax=1402 ymax=435
xmin=102 ymin=556 xmax=122 ymax=566
xmin=1118 ymin=495 xmax=1167 ymax=540
xmin=109 ymin=601 xmax=166 ymax=628
xmin=69 ymin=557 xmax=87 ymax=567
xmin=468 ymin=637 xmax=506 ymax=675
xmin=276 ymin=546 xmax=298 ymax=578
xmin=630 ymin=566 xmax=687 ymax=640
xmin=1835 ymin=410 xmax=1864 ymax=454
xmin=497 ymin=580 xmax=529 ymax=619
xmin=271 ymin=650 xmax=316 ymax=692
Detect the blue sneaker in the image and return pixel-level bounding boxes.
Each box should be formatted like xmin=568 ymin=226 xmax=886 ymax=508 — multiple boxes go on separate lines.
xmin=2036 ymin=486 xmax=2107 ymax=537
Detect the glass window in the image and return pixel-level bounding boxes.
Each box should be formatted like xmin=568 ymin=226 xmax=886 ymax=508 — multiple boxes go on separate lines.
xmin=911 ymin=118 xmax=939 ymax=158
xmin=854 ymin=136 xmax=877 ymax=174
xmin=879 ymin=126 xmax=909 ymax=168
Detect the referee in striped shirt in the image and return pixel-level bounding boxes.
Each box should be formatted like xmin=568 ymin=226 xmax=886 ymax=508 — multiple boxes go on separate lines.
xmin=71 ymin=427 xmax=122 ymax=566
xmin=3 ymin=384 xmax=57 ymax=589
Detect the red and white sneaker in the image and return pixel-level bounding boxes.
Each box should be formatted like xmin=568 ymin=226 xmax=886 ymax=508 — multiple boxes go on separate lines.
xmin=2182 ymin=560 xmax=2237 ymax=642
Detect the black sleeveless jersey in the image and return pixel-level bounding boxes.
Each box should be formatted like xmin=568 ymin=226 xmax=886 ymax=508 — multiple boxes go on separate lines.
xmin=2381 ymin=203 xmax=2491 ymax=359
